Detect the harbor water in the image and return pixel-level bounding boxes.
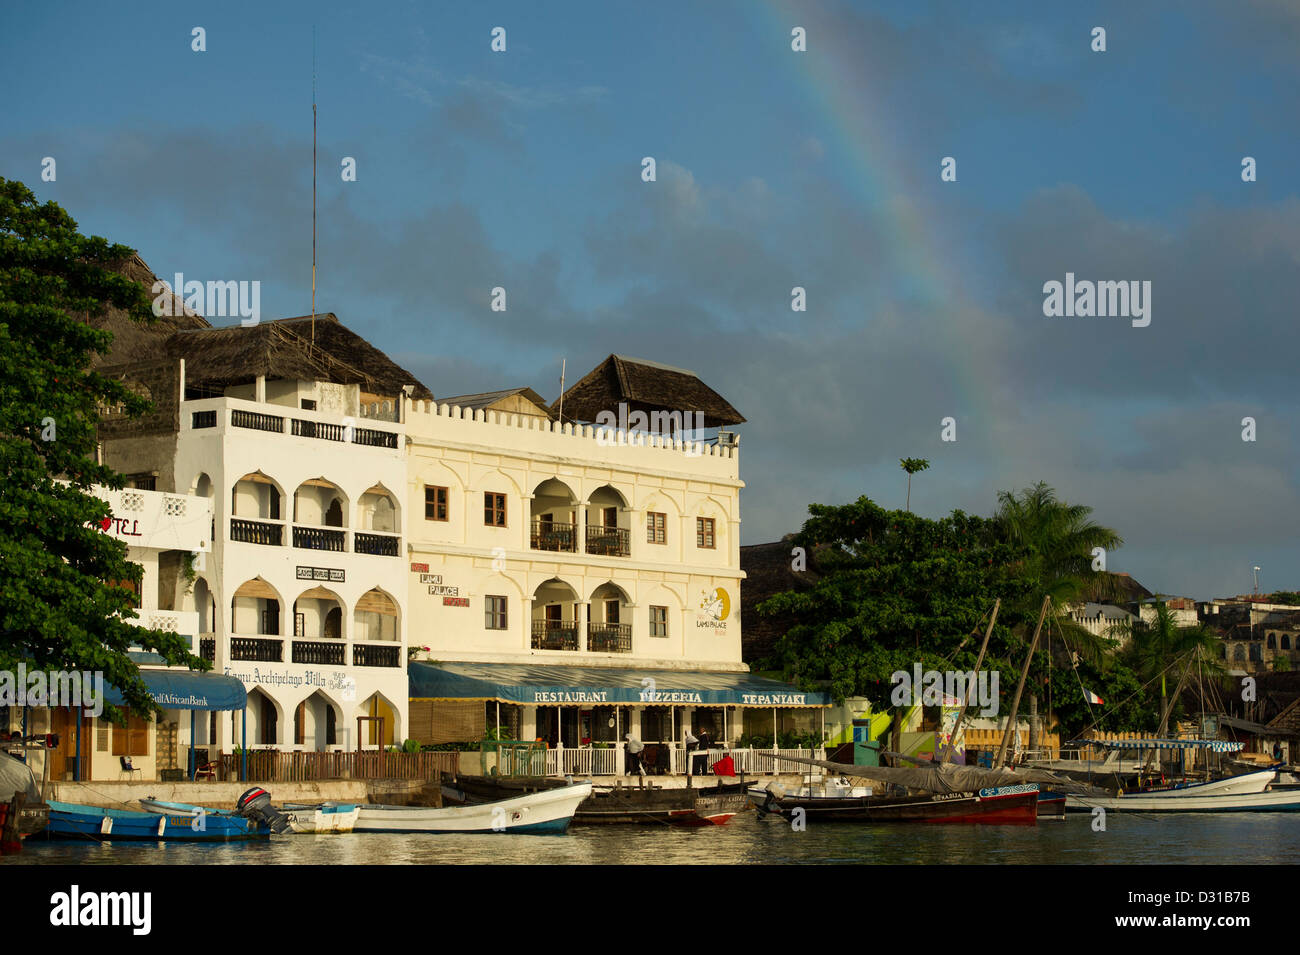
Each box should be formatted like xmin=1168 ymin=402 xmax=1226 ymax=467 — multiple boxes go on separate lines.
xmin=7 ymin=811 xmax=1299 ymax=865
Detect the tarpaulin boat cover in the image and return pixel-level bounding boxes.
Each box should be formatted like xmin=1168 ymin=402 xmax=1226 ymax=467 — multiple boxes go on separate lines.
xmin=409 ymin=661 xmax=829 ymax=707
xmin=0 ymin=752 xmax=41 ymax=802
xmin=1067 ymin=738 xmax=1244 ymax=752
xmin=104 ymin=670 xmax=248 ymax=711
xmin=758 ymin=754 xmax=1106 ymax=795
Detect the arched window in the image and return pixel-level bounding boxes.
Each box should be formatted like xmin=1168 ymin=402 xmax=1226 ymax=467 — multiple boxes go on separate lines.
xmin=1235 ymin=645 xmax=1246 ymax=662
xmin=1268 ymin=633 xmax=1277 ymax=649
xmin=1283 ymin=635 xmax=1292 ymax=651
xmin=325 ymin=498 xmax=343 ymax=527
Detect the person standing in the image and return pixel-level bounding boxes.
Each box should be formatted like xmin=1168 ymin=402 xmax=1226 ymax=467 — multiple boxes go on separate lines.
xmin=625 ymin=734 xmax=646 ymax=776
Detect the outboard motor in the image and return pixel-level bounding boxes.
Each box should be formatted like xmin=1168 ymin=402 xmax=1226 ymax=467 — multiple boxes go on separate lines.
xmin=236 ymin=787 xmax=292 ymax=834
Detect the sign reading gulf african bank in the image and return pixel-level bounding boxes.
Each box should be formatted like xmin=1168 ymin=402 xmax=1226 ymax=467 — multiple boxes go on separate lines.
xmin=697 ymin=587 xmax=731 ymax=629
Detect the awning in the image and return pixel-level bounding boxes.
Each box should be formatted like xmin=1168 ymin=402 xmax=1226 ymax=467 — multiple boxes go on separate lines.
xmin=1067 ymin=738 xmax=1244 ymax=753
xmin=409 ymin=661 xmax=829 ymax=707
xmin=105 ymin=669 xmax=248 ymax=711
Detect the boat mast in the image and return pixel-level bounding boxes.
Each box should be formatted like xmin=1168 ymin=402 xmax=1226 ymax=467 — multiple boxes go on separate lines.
xmin=1142 ymin=648 xmax=1198 ymax=776
xmin=943 ymin=598 xmax=999 ymax=763
xmin=996 ymin=595 xmax=1051 ymax=768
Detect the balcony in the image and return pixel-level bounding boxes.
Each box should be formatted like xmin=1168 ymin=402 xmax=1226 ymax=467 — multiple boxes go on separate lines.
xmin=354 ymin=531 xmax=400 ymax=557
xmin=587 ymin=622 xmax=632 ymax=654
xmin=353 ymin=427 xmax=398 ymax=449
xmin=128 ymin=609 xmax=200 ymax=636
xmin=352 ymin=643 xmax=401 ymax=668
xmin=585 ymin=524 xmax=630 ymax=557
xmin=231 ymin=409 xmax=285 ymax=433
xmin=291 ymin=639 xmax=346 ymax=665
xmin=199 ymin=636 xmax=216 ymax=662
xmin=231 ymin=518 xmax=283 ymax=546
xmin=293 ymin=525 xmax=346 ymax=552
xmin=292 ymin=418 xmax=347 ymax=441
xmin=191 ymin=410 xmax=217 ymax=429
xmin=532 ymin=621 xmax=579 ymax=652
xmin=230 ymin=637 xmax=284 ymax=662
xmin=531 ymin=520 xmax=578 ymax=553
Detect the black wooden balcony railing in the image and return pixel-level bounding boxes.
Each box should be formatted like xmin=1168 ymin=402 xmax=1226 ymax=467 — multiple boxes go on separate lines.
xmin=293 ymin=525 xmax=346 ymax=552
xmin=353 ymin=427 xmax=398 ymax=449
xmin=230 ymin=637 xmax=283 ymax=662
xmin=231 ymin=409 xmax=284 ymax=433
xmin=354 ymin=531 xmax=399 ymax=556
xmin=532 ymin=621 xmax=579 ymax=651
xmin=199 ymin=638 xmax=216 ymax=662
xmin=292 ymin=639 xmax=346 ymax=665
xmin=585 ymin=524 xmax=631 ymax=557
xmin=230 ymin=518 xmax=282 ymax=546
xmin=352 ymin=643 xmax=401 ymax=667
xmin=191 ymin=410 xmax=217 ymax=429
xmin=587 ymin=622 xmax=633 ymax=654
xmin=531 ymin=520 xmax=578 ymax=552
xmin=292 ymin=418 xmax=345 ymax=441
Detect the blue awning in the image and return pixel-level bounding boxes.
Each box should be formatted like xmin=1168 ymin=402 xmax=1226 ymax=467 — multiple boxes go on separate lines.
xmin=105 ymin=669 xmax=248 ymax=711
xmin=409 ymin=661 xmax=829 ymax=707
xmin=1067 ymin=738 xmax=1244 ymax=753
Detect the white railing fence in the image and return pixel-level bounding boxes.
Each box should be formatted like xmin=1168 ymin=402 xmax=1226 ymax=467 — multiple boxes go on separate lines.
xmin=535 ymin=745 xmax=824 ymax=777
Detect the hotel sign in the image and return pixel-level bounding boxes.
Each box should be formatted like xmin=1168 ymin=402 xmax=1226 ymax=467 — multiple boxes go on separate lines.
xmin=297 ymin=565 xmax=345 ymax=582
xmin=697 ymin=587 xmax=731 ymax=630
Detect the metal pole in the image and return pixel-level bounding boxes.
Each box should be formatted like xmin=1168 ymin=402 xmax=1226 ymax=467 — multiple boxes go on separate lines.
xmin=75 ymin=708 xmax=82 ymax=782
xmin=996 ymin=595 xmax=1050 ymax=768
xmin=241 ymin=707 xmax=247 ymax=781
xmin=946 ymin=599 xmax=1000 ymax=763
xmin=189 ymin=710 xmax=197 ymax=780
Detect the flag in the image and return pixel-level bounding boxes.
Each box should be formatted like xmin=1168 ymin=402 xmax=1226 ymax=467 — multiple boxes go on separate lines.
xmin=1085 ymin=688 xmax=1105 ymax=704
xmin=711 ymin=755 xmax=736 ymax=777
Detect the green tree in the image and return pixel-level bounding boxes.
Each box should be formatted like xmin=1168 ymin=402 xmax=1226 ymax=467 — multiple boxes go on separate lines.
xmin=0 ymin=178 xmax=204 ymax=717
xmin=1107 ymin=600 xmax=1225 ymax=725
xmin=899 ymin=458 xmax=929 ymax=513
xmin=757 ymin=496 xmax=1036 ymax=705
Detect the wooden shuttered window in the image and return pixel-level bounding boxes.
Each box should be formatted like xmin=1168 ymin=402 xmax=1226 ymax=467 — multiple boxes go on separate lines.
xmin=111 ymin=709 xmax=150 ymax=756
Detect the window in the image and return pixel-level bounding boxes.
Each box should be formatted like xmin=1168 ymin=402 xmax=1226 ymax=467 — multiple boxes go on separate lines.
xmin=262 ymin=600 xmax=280 ymax=636
xmin=425 ymin=486 xmax=448 ymax=521
xmin=300 ymin=399 xmax=316 ymax=410
xmin=601 ymin=506 xmax=617 ymax=529
xmin=647 ymin=512 xmax=667 ymax=544
xmin=295 ymin=702 xmax=306 ymax=745
xmin=485 ymin=595 xmax=508 ymax=630
xmin=650 ymin=605 xmax=668 ymax=638
xmin=127 ymin=473 xmax=156 ymax=491
xmin=484 ymin=493 xmax=507 ymax=527
xmin=696 ymin=517 xmax=716 ymax=549
xmin=605 ymin=600 xmax=620 ymax=625
xmin=111 ymin=709 xmax=149 ymax=757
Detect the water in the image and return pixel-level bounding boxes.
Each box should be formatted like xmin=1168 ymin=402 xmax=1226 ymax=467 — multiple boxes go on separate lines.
xmin=7 ymin=811 xmax=1300 ymax=865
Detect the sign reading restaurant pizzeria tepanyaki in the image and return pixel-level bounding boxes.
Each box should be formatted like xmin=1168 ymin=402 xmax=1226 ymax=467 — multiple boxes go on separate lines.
xmin=411 ymin=562 xmax=467 ymax=605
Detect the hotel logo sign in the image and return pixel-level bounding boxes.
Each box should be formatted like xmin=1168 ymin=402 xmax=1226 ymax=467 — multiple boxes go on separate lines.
xmin=297 ymin=565 xmax=345 ymax=582
xmin=697 ymin=588 xmax=731 ymax=629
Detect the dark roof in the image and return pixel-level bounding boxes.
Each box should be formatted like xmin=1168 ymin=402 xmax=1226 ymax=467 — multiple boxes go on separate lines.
xmin=87 ymin=254 xmax=210 ymax=366
xmin=1080 ymin=572 xmax=1154 ymax=604
xmin=440 ymin=387 xmax=553 ymax=417
xmin=551 ymin=354 xmax=745 ymax=428
xmin=166 ymin=313 xmax=433 ymax=401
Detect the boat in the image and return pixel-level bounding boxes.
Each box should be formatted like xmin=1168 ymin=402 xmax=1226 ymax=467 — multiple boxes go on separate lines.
xmin=750 ymin=780 xmax=1042 ymax=824
xmin=354 ymin=781 xmax=593 ymax=834
xmin=442 ymin=773 xmax=750 ymax=826
xmin=1 ymin=752 xmax=50 ymax=851
xmin=1036 ymin=789 xmax=1067 ymax=819
xmin=43 ymin=800 xmax=272 ymax=841
xmin=140 ymin=796 xmax=350 ymax=834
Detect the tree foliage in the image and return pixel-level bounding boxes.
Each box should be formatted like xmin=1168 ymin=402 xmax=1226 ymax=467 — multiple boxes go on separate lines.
xmin=758 ymin=496 xmax=1038 ymax=705
xmin=0 ymin=178 xmax=205 ymax=717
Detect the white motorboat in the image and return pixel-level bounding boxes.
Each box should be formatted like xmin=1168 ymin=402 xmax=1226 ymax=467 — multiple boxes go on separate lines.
xmin=353 ymin=781 xmax=592 ymax=834
xmin=281 ymin=803 xmax=361 ymax=834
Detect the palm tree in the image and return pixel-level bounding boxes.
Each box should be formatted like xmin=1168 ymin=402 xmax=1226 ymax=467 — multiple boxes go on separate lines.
xmin=900 ymin=458 xmax=930 ymax=512
xmin=1107 ymin=599 xmax=1225 ymax=724
xmin=993 ymin=482 xmax=1125 ymax=750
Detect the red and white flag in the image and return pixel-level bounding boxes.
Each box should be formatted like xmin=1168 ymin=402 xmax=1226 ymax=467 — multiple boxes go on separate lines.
xmin=1084 ymin=688 xmax=1105 ymax=704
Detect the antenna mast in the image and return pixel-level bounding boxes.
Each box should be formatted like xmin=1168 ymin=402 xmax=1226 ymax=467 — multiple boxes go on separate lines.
xmin=311 ymin=25 xmax=318 ymax=347
xmin=557 ymin=358 xmax=566 ymax=422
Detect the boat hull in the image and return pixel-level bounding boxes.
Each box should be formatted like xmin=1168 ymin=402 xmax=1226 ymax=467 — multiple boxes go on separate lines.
xmin=284 ymin=805 xmax=361 ymax=834
xmin=355 ymin=783 xmax=592 ymax=834
xmin=751 ymin=784 xmax=1039 ymax=825
xmin=44 ymin=801 xmax=270 ymax=841
xmin=1066 ymin=787 xmax=1300 ymax=813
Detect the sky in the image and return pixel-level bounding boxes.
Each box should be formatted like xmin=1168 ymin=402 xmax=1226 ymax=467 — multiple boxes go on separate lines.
xmin=3 ymin=0 xmax=1298 ymax=600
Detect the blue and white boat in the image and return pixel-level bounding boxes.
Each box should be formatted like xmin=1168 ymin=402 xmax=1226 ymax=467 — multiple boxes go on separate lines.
xmin=44 ymin=800 xmax=271 ymax=841
xmin=353 ymin=781 xmax=593 ymax=834
xmin=143 ymin=797 xmax=360 ymax=834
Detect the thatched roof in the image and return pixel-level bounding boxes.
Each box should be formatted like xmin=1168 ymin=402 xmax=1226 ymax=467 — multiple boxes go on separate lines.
xmin=551 ymin=354 xmax=744 ymax=428
xmin=166 ymin=313 xmax=433 ymax=401
xmin=87 ymin=254 xmax=210 ymax=367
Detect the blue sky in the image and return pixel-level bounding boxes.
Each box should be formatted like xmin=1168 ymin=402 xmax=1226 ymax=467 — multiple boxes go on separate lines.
xmin=3 ymin=0 xmax=1298 ymax=599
